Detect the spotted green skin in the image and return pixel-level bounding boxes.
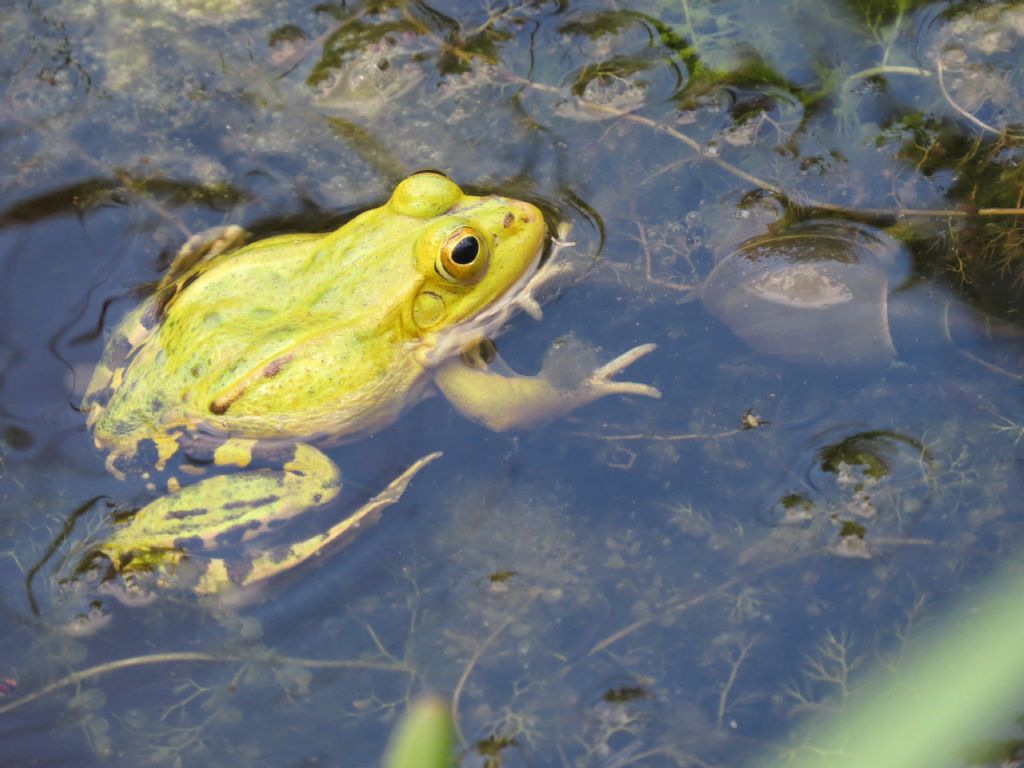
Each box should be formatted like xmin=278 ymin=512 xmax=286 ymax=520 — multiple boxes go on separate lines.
xmin=80 ymin=172 xmax=659 ymax=598
xmin=81 ymin=173 xmax=543 ymax=594
xmin=88 ymin=173 xmax=544 ymax=450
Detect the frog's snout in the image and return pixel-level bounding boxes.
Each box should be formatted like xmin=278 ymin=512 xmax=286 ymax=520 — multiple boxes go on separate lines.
xmin=495 ymin=198 xmax=547 ymax=259
xmin=499 ymin=198 xmax=548 ymax=262
xmin=502 ymin=198 xmax=543 ymax=229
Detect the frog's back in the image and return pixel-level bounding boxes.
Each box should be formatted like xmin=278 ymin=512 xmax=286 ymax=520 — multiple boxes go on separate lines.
xmin=87 ymin=221 xmax=429 ymax=447
xmin=85 ymin=170 xmax=550 ymax=455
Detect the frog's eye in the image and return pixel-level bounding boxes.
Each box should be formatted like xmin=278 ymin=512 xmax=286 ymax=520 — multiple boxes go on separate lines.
xmin=437 ymin=226 xmax=489 ymax=283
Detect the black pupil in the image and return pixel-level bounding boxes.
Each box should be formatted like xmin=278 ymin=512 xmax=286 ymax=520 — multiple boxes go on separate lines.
xmin=451 ymin=236 xmax=479 ymax=265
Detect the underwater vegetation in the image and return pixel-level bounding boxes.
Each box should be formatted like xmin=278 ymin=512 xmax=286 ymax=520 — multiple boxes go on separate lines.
xmin=0 ymin=0 xmax=1022 ymax=765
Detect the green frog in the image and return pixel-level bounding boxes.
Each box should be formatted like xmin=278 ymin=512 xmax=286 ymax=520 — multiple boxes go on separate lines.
xmin=78 ymin=172 xmax=660 ymax=599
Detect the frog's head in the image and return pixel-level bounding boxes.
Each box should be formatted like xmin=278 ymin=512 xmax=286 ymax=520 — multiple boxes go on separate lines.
xmin=390 ymin=172 xmax=547 ymax=335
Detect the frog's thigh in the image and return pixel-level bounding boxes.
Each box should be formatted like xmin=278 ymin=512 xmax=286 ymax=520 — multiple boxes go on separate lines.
xmin=210 ymin=442 xmax=341 ymax=536
xmin=113 ymin=442 xmax=341 ymax=552
xmin=433 ymin=344 xmax=661 ymax=432
xmin=198 ymin=451 xmax=443 ymax=594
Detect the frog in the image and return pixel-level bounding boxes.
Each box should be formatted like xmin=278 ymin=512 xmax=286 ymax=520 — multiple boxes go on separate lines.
xmin=77 ymin=171 xmax=660 ymax=600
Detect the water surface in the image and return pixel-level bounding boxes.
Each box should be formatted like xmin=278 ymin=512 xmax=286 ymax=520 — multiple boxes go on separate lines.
xmin=2 ymin=0 xmax=1023 ymax=765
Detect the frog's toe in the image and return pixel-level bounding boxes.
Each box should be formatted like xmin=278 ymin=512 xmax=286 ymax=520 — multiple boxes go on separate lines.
xmin=593 ymin=343 xmax=658 ymax=376
xmin=60 ymin=603 xmax=114 ymax=637
xmin=587 ymin=343 xmax=661 ymax=399
xmin=101 ymin=574 xmax=162 ymax=607
xmin=591 ymin=378 xmax=662 ymax=399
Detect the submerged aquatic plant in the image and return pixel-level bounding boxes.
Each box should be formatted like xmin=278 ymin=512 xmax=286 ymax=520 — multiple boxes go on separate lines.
xmin=770 ymin=564 xmax=1024 ymax=768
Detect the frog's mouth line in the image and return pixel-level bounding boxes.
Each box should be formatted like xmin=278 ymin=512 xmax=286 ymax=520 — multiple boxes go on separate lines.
xmin=418 ymin=238 xmax=546 ymax=367
xmin=492 ymin=238 xmax=545 ymax=305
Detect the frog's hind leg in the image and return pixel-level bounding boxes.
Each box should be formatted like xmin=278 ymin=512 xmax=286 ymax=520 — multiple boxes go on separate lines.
xmin=197 ymin=451 xmax=443 ymax=595
xmin=104 ymin=442 xmax=342 ymax=588
xmin=109 ymin=442 xmax=339 ymax=547
xmin=104 ymin=442 xmax=441 ymax=595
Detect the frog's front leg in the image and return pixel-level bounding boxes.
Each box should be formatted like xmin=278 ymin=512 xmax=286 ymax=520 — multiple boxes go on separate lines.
xmin=434 ymin=338 xmax=661 ymax=432
xmin=157 ymin=224 xmax=248 ymax=290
